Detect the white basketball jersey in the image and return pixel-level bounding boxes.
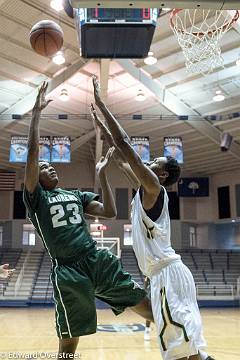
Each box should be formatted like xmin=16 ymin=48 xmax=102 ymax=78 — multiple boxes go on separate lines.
xmin=131 ymin=187 xmax=180 ymax=278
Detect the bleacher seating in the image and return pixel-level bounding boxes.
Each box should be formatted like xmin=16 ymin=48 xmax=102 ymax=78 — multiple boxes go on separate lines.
xmin=120 ymin=248 xmax=240 ymax=298
xmin=0 ymin=248 xmax=239 ymax=303
xmin=0 ymin=249 xmax=22 ymax=295
xmin=2 ymin=250 xmax=42 ymax=300
xmin=121 ymin=247 xmax=144 ymax=286
xmin=179 ymin=249 xmax=240 ymax=297
xmin=31 ymin=252 xmax=53 ymax=303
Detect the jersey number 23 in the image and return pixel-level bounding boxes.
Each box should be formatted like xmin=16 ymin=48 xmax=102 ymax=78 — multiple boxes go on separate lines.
xmin=50 ymin=204 xmax=82 ymax=228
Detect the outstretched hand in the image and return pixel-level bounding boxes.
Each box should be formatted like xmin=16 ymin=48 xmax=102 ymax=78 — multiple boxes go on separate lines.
xmin=90 ymin=104 xmax=126 ymax=166
xmin=90 ymin=103 xmax=114 ymax=146
xmin=0 ymin=264 xmax=15 ymax=279
xmin=92 ymin=76 xmax=103 ymax=107
xmin=33 ymin=81 xmax=52 ymax=112
xmin=96 ymin=147 xmax=115 ymax=176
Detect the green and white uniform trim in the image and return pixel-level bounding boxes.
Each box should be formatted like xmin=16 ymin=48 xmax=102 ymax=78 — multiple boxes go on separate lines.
xmin=23 ymin=184 xmax=146 ymax=338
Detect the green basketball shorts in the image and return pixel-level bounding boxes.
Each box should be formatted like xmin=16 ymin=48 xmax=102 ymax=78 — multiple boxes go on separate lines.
xmin=51 ymin=248 xmax=146 ymax=339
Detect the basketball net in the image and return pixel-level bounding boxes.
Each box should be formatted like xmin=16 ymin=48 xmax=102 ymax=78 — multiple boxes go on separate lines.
xmin=170 ymin=9 xmax=239 ymax=76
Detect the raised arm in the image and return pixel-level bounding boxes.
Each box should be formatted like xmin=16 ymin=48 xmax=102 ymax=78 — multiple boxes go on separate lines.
xmin=24 ymin=82 xmax=52 ymax=194
xmin=93 ymin=77 xmax=161 ymax=208
xmin=90 ymin=104 xmax=140 ymax=190
xmin=85 ymin=147 xmax=117 ymax=219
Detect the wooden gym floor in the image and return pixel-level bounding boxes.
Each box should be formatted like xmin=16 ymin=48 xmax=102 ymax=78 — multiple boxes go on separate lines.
xmin=0 ymin=308 xmax=239 ymax=359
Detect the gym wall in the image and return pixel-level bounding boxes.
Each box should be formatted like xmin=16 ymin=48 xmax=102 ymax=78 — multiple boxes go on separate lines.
xmin=1 ymin=164 xmax=240 ymax=249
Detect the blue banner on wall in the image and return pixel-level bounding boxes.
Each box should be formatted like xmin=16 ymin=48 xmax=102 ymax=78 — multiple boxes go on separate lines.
xmin=164 ymin=137 xmax=183 ymax=164
xmin=178 ymin=177 xmax=209 ymax=197
xmin=39 ymin=136 xmax=51 ymax=162
xmin=52 ymin=136 xmax=71 ymax=163
xmin=9 ymin=136 xmax=28 ymax=163
xmin=131 ymin=136 xmax=150 ymax=163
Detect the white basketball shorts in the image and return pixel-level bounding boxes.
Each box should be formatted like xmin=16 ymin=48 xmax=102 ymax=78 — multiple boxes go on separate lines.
xmin=151 ymin=260 xmax=206 ymax=360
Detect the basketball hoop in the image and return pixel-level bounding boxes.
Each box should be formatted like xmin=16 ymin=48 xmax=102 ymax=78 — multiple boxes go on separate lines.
xmin=170 ymin=9 xmax=239 ymax=76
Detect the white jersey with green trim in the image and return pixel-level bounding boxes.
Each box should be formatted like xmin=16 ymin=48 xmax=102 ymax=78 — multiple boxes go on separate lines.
xmin=131 ymin=186 xmax=181 ymax=278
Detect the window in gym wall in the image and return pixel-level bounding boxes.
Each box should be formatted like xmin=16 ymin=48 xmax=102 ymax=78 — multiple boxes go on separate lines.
xmin=22 ymin=224 xmax=36 ymax=246
xmin=0 ymin=226 xmax=2 ymax=246
xmin=14 ymin=191 xmax=27 ymax=219
xmin=218 ymin=186 xmax=231 ymax=219
xmin=189 ymin=226 xmax=197 ymax=247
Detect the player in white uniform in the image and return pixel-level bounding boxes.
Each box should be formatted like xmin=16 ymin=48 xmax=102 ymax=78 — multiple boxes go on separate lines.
xmin=91 ymin=76 xmax=215 ymax=360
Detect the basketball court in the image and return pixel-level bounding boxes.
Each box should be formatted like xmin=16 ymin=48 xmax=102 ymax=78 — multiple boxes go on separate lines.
xmin=1 ymin=308 xmax=240 ymax=359
xmin=0 ymin=1 xmax=240 ymax=360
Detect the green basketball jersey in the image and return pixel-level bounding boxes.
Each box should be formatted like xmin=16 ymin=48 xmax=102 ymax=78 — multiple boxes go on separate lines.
xmin=23 ymin=184 xmax=99 ymax=260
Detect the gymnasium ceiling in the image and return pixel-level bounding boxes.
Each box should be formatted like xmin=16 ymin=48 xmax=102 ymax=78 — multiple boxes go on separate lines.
xmin=1 ymin=0 xmax=240 ymax=176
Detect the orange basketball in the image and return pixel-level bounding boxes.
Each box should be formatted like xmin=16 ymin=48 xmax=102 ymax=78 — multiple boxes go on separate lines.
xmin=30 ymin=20 xmax=64 ymax=57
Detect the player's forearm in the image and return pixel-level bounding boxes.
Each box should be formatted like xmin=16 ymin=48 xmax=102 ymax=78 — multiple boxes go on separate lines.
xmin=118 ymin=162 xmax=140 ymax=190
xmin=24 ymin=109 xmax=41 ymax=193
xmin=98 ymin=102 xmax=130 ymax=148
xmin=99 ymin=172 xmax=117 ymax=218
xmin=27 ymin=109 xmax=41 ymax=157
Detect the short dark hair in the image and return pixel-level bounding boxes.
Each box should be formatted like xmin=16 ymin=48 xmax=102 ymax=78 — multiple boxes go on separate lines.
xmin=163 ymin=156 xmax=181 ymax=187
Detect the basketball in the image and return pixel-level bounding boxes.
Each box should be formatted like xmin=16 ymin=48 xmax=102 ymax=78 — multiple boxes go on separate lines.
xmin=30 ymin=20 xmax=64 ymax=57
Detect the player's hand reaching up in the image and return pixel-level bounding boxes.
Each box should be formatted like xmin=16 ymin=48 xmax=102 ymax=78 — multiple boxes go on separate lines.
xmin=33 ymin=81 xmax=52 ymax=112
xmin=92 ymin=76 xmax=103 ymax=107
xmin=90 ymin=103 xmax=114 ymax=146
xmin=96 ymin=147 xmax=114 ymax=176
xmin=0 ymin=264 xmax=15 ymax=279
xmin=90 ymin=104 xmax=126 ymax=167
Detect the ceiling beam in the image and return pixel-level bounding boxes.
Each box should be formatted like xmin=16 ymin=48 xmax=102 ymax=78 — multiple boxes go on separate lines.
xmin=205 ymin=104 xmax=240 ymax=117
xmin=1 ymin=58 xmax=88 ymax=118
xmin=21 ymin=0 xmax=74 ymax=28
xmin=165 ymin=59 xmax=240 ymax=95
xmin=0 ymin=69 xmax=36 ymax=89
xmin=117 ymin=59 xmax=194 ymax=115
xmin=117 ymin=59 xmax=240 ymax=160
xmin=71 ymin=1 xmax=238 ymax=9
xmin=183 ymin=160 xmax=238 ymax=174
xmin=71 ymin=130 xmax=96 ymax=152
xmin=133 ymin=120 xmax=183 ymax=137
xmin=1 ymin=122 xmax=83 ymax=138
xmin=184 ymin=152 xmax=231 ymax=166
xmin=0 ymin=9 xmax=79 ymax=55
xmin=0 ymin=50 xmax=52 ymax=78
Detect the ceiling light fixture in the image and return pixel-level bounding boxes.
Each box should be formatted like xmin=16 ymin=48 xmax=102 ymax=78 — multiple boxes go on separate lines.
xmin=144 ymin=51 xmax=157 ymax=65
xmin=52 ymin=51 xmax=65 ymax=65
xmin=136 ymin=89 xmax=146 ymax=102
xmin=50 ymin=0 xmax=63 ymax=11
xmin=59 ymin=88 xmax=69 ymax=102
xmin=213 ymin=89 xmax=225 ymax=102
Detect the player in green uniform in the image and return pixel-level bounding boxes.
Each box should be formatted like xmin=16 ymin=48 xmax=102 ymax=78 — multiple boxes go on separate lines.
xmin=23 ymin=82 xmax=153 ymax=358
